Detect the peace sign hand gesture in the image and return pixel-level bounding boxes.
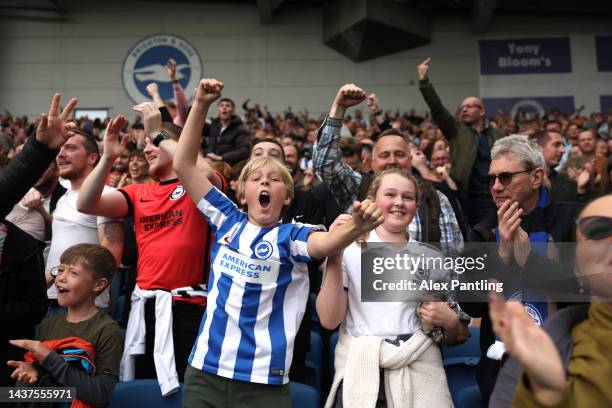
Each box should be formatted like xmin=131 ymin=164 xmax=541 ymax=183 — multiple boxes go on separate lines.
xmin=36 ymin=93 xmax=78 ymax=149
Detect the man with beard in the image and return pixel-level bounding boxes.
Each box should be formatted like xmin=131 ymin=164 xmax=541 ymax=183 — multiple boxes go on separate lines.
xmin=418 ymin=58 xmax=505 ymax=225
xmin=45 ymin=129 xmax=124 ymax=315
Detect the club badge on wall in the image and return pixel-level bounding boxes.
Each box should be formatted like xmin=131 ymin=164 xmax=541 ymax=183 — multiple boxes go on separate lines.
xmin=122 ymin=33 xmax=202 ymax=104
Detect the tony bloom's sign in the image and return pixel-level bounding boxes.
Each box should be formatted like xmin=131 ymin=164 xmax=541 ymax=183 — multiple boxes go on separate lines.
xmin=478 ymin=37 xmax=572 ymax=75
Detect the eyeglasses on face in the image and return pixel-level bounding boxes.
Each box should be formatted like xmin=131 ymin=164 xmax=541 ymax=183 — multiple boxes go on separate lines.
xmin=487 ymin=169 xmax=533 ymax=187
xmin=461 ymin=103 xmax=482 ymax=110
xmin=575 ymin=216 xmax=612 ymax=240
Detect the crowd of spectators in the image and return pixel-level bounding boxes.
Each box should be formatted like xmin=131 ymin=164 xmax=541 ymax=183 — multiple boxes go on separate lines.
xmin=1 ymin=57 xmax=611 ymax=408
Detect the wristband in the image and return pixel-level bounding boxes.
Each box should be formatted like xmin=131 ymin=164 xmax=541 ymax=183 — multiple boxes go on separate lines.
xmin=153 ymin=130 xmax=171 ymax=147
xmin=171 ymin=79 xmax=180 ymax=84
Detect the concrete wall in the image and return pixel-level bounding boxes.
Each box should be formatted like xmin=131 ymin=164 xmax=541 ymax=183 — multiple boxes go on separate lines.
xmin=1 ymin=0 xmax=611 ymax=119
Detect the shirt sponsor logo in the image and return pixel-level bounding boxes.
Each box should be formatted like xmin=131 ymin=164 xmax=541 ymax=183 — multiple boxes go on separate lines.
xmin=214 ymin=245 xmax=279 ymax=284
xmin=140 ymin=210 xmax=183 ymax=231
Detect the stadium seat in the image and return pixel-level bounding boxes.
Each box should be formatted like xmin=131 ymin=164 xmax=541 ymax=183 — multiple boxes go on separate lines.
xmin=455 ymin=385 xmax=483 ymax=408
xmin=442 ymin=326 xmax=481 ymax=366
xmin=290 ymin=382 xmax=319 ymax=408
xmin=443 ymin=326 xmax=481 ymax=406
xmin=445 ymin=362 xmax=478 ymax=406
xmin=304 ymin=360 xmax=321 ymax=392
xmin=306 ymin=331 xmax=323 ymax=367
xmin=110 ymin=380 xmax=183 ymax=408
xmin=305 ymin=330 xmax=323 ymax=390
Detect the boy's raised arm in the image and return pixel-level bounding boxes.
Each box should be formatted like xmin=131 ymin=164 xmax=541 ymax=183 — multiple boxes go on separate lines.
xmin=307 ymin=199 xmax=383 ymax=259
xmin=76 ymin=116 xmax=130 ymax=218
xmin=132 ymin=102 xmax=222 ymax=189
xmin=174 ymin=78 xmax=224 ymax=203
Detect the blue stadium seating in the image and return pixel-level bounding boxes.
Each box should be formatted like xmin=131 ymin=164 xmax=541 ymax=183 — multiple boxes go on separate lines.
xmin=305 ymin=330 xmax=323 ymax=391
xmin=455 ymin=385 xmax=483 ymax=408
xmin=442 ymin=326 xmax=481 ymax=366
xmin=110 ymin=380 xmax=183 ymax=408
xmin=290 ymin=382 xmax=319 ymax=408
xmin=443 ymin=326 xmax=481 ymax=407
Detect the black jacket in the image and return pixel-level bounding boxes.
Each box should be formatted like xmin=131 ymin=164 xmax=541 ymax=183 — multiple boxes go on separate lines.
xmin=1 ymin=135 xmax=57 ymax=324
xmin=202 ymin=116 xmax=251 ymax=166
xmin=1 ymin=135 xmax=59 ymax=386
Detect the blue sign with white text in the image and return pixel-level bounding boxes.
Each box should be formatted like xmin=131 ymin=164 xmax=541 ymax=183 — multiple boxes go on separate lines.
xmin=479 ymin=38 xmax=572 ymax=75
xmin=595 ymin=36 xmax=612 ymax=72
xmin=482 ymin=96 xmax=575 ymax=119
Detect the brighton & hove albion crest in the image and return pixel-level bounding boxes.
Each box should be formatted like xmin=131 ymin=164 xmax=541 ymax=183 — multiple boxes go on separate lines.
xmin=122 ymin=34 xmax=202 ymax=104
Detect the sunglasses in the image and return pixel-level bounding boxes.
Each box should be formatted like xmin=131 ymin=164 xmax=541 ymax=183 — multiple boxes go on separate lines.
xmin=575 ymin=216 xmax=612 ymax=240
xmin=487 ymin=169 xmax=533 ymax=187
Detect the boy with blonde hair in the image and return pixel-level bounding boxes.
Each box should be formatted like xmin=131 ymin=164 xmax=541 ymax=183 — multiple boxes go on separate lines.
xmin=175 ymin=78 xmax=384 ymax=407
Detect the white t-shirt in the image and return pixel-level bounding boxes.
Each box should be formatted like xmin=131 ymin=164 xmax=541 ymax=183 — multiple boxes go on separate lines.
xmin=46 ymin=185 xmax=118 ymax=308
xmin=341 ymin=230 xmax=451 ymax=339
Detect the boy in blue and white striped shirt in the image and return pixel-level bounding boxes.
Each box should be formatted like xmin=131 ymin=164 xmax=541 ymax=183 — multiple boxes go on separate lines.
xmin=173 ymin=78 xmax=384 ymax=407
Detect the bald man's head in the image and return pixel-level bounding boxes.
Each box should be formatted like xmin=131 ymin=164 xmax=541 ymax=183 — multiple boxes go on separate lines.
xmin=460 ymin=96 xmax=485 ymax=126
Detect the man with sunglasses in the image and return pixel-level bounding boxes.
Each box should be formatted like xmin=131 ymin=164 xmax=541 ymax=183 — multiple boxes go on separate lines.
xmin=459 ymin=134 xmax=583 ymax=405
xmin=418 ymin=58 xmax=505 ymax=226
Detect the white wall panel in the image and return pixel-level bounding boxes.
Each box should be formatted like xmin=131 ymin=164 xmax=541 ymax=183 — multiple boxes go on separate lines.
xmin=1 ymin=0 xmax=611 ymax=118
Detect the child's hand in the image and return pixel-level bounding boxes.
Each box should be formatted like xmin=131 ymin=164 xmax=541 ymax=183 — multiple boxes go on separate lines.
xmin=329 ymin=214 xmax=352 ymax=232
xmin=351 ymin=199 xmax=383 ymax=233
xmin=9 ymin=340 xmax=52 ymax=363
xmin=7 ymin=361 xmax=38 ymax=385
xmin=417 ymin=301 xmax=457 ymax=329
